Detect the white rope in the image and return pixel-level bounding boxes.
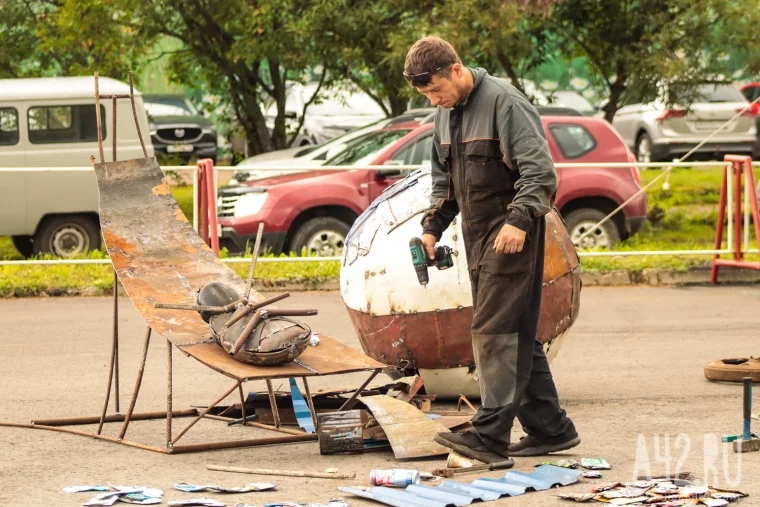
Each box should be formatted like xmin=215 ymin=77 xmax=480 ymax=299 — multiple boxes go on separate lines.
xmin=573 ymin=95 xmax=760 ymax=246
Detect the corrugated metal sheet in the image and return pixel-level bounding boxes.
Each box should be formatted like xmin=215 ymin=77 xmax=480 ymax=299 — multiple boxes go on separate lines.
xmin=339 ymin=465 xmax=581 ymax=506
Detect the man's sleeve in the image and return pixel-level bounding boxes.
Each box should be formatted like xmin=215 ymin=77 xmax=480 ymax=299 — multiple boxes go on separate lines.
xmin=497 ymin=95 xmax=558 ymax=232
xmin=420 ymin=127 xmax=459 ymax=241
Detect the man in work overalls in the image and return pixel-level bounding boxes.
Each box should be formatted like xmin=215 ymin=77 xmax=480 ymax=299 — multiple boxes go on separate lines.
xmin=405 ymin=36 xmax=580 ymax=464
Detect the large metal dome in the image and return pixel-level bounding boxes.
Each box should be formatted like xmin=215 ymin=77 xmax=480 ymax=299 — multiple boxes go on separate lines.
xmin=340 ymin=166 xmax=581 ymax=397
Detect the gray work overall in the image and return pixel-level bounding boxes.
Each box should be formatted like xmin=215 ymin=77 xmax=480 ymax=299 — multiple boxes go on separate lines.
xmin=421 ymin=68 xmax=575 ymax=454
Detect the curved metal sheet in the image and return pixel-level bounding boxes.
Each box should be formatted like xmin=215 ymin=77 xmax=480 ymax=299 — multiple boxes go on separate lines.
xmin=93 ymin=157 xmax=385 ymax=379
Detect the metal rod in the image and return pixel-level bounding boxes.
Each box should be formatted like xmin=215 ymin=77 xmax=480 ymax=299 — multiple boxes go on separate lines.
xmin=113 ymin=270 xmax=120 ymax=413
xmin=338 ymin=369 xmax=380 ymax=411
xmin=245 ymin=223 xmax=265 ymax=301
xmin=203 ymin=414 xmax=309 ymax=436
xmin=32 ymin=410 xmax=196 ymax=427
xmin=94 ymin=72 xmax=104 ymax=164
xmin=744 ymin=377 xmax=753 ymax=441
xmin=97 ymin=274 xmax=119 ymax=435
xmin=220 ymin=304 xmax=254 ymax=332
xmin=171 ymin=433 xmax=317 ymax=454
xmin=155 ymin=303 xmax=228 ymax=312
xmin=238 ymin=384 xmax=247 ymax=427
xmin=265 ymin=308 xmax=318 ymax=317
xmin=0 ymin=422 xmax=172 ymax=454
xmin=248 ymin=292 xmax=291 ymax=310
xmin=128 ymin=71 xmax=148 ymax=158
xmin=230 ymin=310 xmax=263 ymax=356
xmin=172 ymin=381 xmax=242 ymax=445
xmin=266 ymin=379 xmax=281 ymax=428
xmin=119 ymin=327 xmax=152 ymax=440
xmin=207 ymin=464 xmax=354 ymax=479
xmin=166 ymin=339 xmax=173 ymax=448
xmin=112 ymin=95 xmax=117 ymax=162
xmin=302 ymin=377 xmax=319 ymax=431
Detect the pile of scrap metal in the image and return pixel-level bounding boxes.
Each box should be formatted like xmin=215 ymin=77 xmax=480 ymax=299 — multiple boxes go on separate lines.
xmin=558 ymin=478 xmax=748 ymax=505
xmin=340 ymin=167 xmax=582 ymax=397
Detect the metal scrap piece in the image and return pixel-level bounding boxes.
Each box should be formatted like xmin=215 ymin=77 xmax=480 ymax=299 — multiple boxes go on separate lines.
xmin=358 ymin=395 xmax=449 ymax=459
xmin=340 ymin=465 xmax=581 ymax=506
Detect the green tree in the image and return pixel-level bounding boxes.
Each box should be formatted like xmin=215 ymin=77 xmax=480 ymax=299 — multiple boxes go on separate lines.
xmin=550 ymin=0 xmax=760 ymax=122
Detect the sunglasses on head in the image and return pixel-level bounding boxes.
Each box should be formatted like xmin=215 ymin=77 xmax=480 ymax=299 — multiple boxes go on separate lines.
xmin=403 ymin=63 xmax=453 ymax=86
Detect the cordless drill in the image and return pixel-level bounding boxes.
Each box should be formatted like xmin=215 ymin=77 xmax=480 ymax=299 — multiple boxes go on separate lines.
xmin=409 ymin=237 xmax=454 ymax=286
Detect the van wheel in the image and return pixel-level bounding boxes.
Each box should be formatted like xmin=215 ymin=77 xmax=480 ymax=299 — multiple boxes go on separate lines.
xmin=563 ymin=208 xmax=621 ymax=250
xmin=290 ymin=217 xmax=350 ymax=257
xmin=11 ymin=235 xmax=34 ymax=258
xmin=34 ymin=216 xmax=101 ymax=258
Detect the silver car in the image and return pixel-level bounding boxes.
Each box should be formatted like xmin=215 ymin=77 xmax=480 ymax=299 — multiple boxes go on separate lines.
xmin=612 ymin=84 xmax=759 ymax=162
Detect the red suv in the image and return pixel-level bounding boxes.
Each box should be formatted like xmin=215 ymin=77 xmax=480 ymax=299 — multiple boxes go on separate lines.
xmin=218 ymin=115 xmax=647 ymax=254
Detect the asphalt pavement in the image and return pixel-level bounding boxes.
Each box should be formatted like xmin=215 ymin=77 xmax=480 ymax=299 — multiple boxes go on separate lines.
xmin=1 ymin=286 xmax=759 ymax=506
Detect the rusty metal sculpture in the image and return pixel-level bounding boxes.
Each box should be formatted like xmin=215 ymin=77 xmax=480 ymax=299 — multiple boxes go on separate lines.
xmin=340 ymin=167 xmax=581 ymax=397
xmin=0 ymin=72 xmax=385 ymax=454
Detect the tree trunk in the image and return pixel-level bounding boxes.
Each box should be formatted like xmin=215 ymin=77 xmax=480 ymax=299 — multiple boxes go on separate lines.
xmin=604 ymin=74 xmax=627 ymax=123
xmin=496 ymin=51 xmax=525 ymax=95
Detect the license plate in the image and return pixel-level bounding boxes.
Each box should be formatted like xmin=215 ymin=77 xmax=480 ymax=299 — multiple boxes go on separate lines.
xmin=167 ymin=144 xmax=194 ymax=153
xmin=695 ymin=121 xmax=725 ymax=130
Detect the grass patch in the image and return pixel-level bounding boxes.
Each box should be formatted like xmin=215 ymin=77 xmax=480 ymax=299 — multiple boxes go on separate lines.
xmin=1 ymin=166 xmax=754 ymax=295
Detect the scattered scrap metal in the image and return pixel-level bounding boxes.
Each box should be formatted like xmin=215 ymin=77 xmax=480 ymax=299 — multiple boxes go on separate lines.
xmin=558 ymin=479 xmax=748 ymax=505
xmin=340 ymin=464 xmax=581 ymax=506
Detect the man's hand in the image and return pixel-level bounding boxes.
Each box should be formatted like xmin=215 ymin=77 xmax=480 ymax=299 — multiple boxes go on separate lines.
xmin=422 ymin=233 xmax=437 ymax=262
xmin=494 ymin=224 xmax=526 ymax=255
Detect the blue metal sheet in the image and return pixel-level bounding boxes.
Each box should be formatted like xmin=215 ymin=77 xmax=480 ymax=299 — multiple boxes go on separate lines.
xmin=289 ymin=377 xmax=315 ymax=433
xmin=436 ymin=480 xmax=502 ymax=501
xmin=405 ymin=484 xmax=476 ymax=506
xmin=339 ymin=466 xmax=581 ymax=507
xmin=338 ymin=487 xmax=452 ymax=507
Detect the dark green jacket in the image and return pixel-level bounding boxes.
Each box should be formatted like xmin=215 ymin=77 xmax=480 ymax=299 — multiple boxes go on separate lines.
xmin=421 ymin=67 xmax=557 ymax=240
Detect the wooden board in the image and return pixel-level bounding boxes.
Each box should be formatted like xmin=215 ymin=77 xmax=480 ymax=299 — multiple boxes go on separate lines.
xmin=359 ymin=395 xmax=449 ymax=460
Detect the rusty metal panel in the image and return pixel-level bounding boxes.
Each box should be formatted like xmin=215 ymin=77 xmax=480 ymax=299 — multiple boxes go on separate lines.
xmin=359 ymin=395 xmax=449 ymax=459
xmin=93 ymin=156 xmax=385 ymax=378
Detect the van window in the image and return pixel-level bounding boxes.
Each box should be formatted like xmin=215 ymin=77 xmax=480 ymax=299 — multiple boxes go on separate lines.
xmin=28 ymin=104 xmax=106 ymax=144
xmin=549 ymin=123 xmax=596 ymax=159
xmin=0 ymin=108 xmax=19 ymax=146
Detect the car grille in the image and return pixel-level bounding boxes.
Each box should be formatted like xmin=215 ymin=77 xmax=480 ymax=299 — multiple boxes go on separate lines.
xmin=218 ymin=194 xmax=239 ymax=218
xmin=157 ymin=127 xmax=202 ymax=143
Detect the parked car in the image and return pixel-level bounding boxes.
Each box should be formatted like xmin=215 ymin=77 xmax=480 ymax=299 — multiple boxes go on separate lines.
xmin=143 ymin=94 xmax=217 ymax=163
xmin=217 ymin=114 xmax=646 ymax=255
xmin=230 ymin=109 xmax=436 ymax=184
xmin=740 ymin=82 xmax=760 ymax=103
xmin=547 ymin=90 xmax=599 ymax=117
xmin=612 ymin=83 xmax=759 ymax=162
xmin=0 ymin=76 xmax=154 ymax=258
xmin=263 ymin=82 xmax=387 ymax=147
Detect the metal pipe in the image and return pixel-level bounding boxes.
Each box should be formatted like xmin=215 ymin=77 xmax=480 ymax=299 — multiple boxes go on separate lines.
xmin=219 ymin=304 xmax=254 ymax=332
xmin=229 ymin=311 xmax=263 ymax=356
xmin=119 ymin=327 xmax=152 ymax=440
xmin=113 ymin=270 xmax=120 ymax=413
xmin=32 ymin=410 xmax=196 ymax=427
xmin=166 ymin=339 xmax=173 ymax=448
xmin=171 ymin=433 xmax=317 ymax=454
xmin=301 ymin=378 xmax=319 ymax=431
xmin=743 ymin=377 xmax=753 ymax=441
xmin=238 ymin=384 xmax=248 ymax=427
xmin=0 ymin=422 xmax=172 ymax=454
xmin=266 ymin=379 xmax=281 ymax=428
xmin=128 ymin=71 xmax=148 ymax=158
xmin=265 ymin=309 xmax=318 ymax=317
xmin=94 ymin=72 xmax=104 ymax=164
xmin=172 ymin=381 xmax=242 ymax=445
xmin=338 ymin=369 xmax=381 ymax=411
xmin=245 ymin=222 xmax=265 ymax=301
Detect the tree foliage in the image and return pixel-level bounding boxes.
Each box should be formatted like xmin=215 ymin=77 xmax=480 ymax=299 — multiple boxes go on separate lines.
xmin=550 ymin=0 xmax=760 ymax=121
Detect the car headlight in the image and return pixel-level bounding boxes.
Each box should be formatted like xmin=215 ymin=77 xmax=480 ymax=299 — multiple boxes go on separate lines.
xmin=234 ymin=192 xmax=268 ymax=218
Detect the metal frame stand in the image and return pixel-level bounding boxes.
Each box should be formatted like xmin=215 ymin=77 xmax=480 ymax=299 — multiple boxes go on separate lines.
xmin=0 ymin=72 xmax=383 ymax=454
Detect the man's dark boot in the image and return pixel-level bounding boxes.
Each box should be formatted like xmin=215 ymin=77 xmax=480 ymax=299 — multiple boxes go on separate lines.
xmin=435 ymin=431 xmax=515 ymax=467
xmin=508 ymin=430 xmax=581 ymax=457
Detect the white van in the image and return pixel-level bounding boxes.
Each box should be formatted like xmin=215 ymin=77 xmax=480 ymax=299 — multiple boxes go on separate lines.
xmin=0 ymin=76 xmax=154 ymax=257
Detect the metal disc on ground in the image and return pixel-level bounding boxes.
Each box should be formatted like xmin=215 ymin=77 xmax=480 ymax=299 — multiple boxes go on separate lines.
xmin=704 ymin=357 xmax=760 ymax=382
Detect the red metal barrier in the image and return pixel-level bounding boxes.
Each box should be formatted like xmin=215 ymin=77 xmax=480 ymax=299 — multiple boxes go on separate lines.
xmin=195 ymin=159 xmax=220 ymax=255
xmin=711 ymin=155 xmax=760 ymax=284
